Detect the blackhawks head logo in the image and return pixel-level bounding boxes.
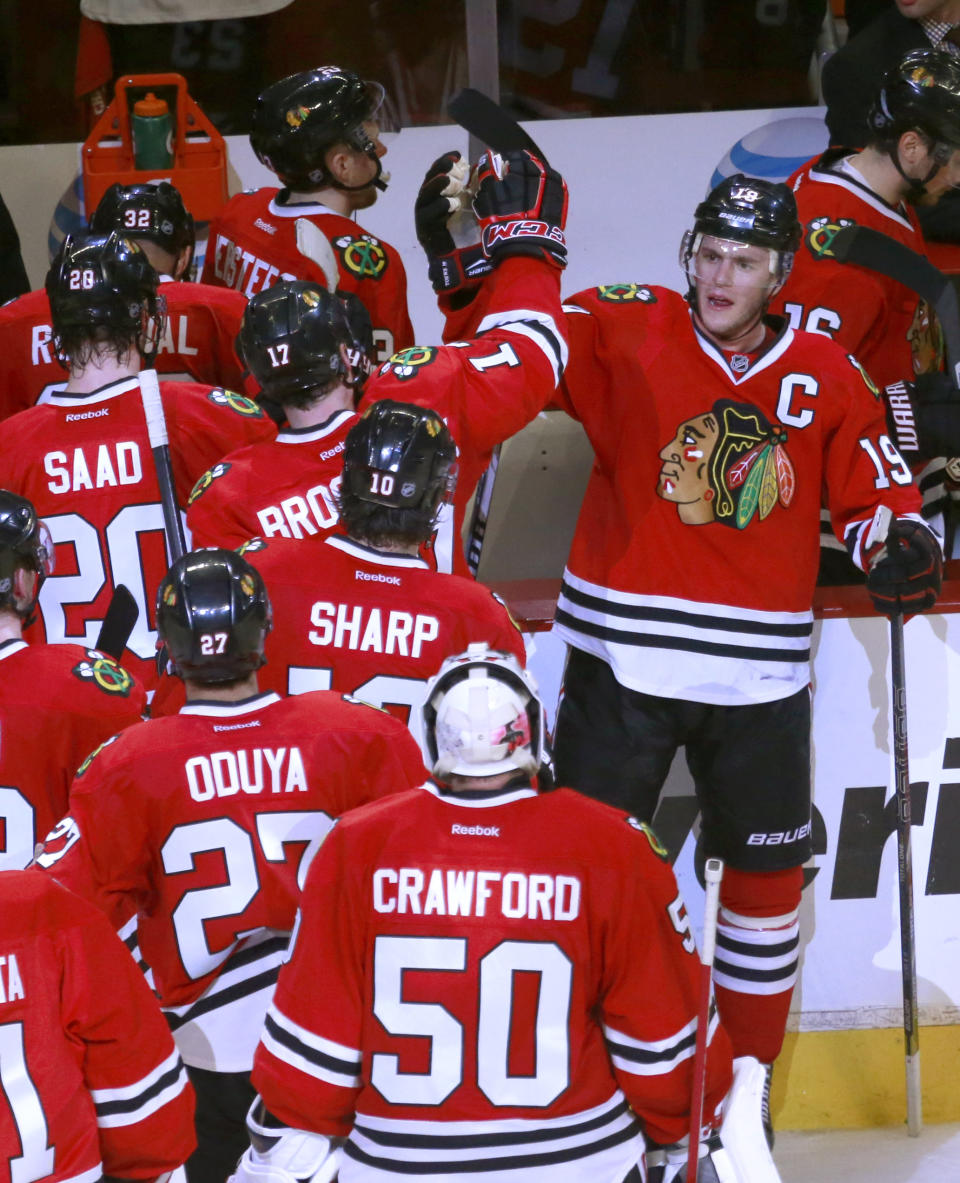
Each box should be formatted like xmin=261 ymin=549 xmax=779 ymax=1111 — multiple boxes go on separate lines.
xmin=657 ymin=399 xmax=795 ymax=529
xmin=207 ymin=389 xmax=264 ymax=417
xmin=73 ymin=650 xmax=135 ymax=697
xmin=188 ymin=462 xmax=231 ymax=505
xmin=379 ymin=346 xmax=438 ymax=381
xmin=597 ymin=283 xmax=657 ymax=303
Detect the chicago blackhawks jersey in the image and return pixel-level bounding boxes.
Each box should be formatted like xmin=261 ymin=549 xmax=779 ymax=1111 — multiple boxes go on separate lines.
xmin=150 ymin=534 xmax=527 ymax=726
xmin=772 ymin=149 xmax=948 ymax=541
xmin=200 ymin=189 xmax=415 ymax=362
xmin=253 ymin=782 xmax=733 ymax=1182
xmin=0 ymin=377 xmax=275 ymax=685
xmin=0 ymin=871 xmax=195 ymax=1183
xmin=0 ymin=638 xmax=145 ymax=870
xmin=554 ymin=284 xmax=923 ymax=706
xmin=359 ymin=257 xmax=569 ymax=574
xmin=36 ymin=690 xmax=427 ymax=1073
xmin=187 ymin=408 xmax=357 ymax=548
xmin=0 ymin=280 xmax=251 ymax=421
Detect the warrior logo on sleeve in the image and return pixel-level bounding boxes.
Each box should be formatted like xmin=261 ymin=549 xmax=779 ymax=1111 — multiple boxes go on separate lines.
xmin=657 ymin=399 xmax=795 ymax=528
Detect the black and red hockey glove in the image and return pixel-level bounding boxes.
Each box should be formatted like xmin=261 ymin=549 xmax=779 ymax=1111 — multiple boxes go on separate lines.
xmin=414 ymin=150 xmax=491 ymax=295
xmin=864 ymin=516 xmax=942 ymax=617
xmin=473 ymin=149 xmax=568 ymax=269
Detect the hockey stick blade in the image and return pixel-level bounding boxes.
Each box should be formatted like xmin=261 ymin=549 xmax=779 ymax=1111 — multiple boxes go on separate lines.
xmin=830 ymin=225 xmax=960 ymax=387
xmin=447 ymin=88 xmax=547 ymax=161
xmin=295 ymin=218 xmax=338 ymax=294
xmin=95 ymin=584 xmax=139 ymax=661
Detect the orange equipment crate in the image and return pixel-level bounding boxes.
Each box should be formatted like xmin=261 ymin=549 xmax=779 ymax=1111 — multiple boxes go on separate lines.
xmin=82 ymin=73 xmax=229 ymax=222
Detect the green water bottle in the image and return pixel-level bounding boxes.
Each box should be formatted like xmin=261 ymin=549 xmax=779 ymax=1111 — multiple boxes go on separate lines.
xmin=132 ymin=92 xmax=173 ymax=170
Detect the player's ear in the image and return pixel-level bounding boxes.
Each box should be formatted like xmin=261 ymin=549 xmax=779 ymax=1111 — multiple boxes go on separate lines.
xmin=324 ymin=143 xmax=353 ymax=184
xmin=12 ymin=566 xmax=36 ymax=611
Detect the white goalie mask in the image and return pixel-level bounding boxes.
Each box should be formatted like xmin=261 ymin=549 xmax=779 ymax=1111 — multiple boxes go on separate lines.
xmin=422 ymin=643 xmax=546 ymax=779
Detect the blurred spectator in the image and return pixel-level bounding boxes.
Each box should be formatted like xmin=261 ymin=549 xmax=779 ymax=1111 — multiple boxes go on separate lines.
xmin=0 ymin=192 xmax=29 ymax=303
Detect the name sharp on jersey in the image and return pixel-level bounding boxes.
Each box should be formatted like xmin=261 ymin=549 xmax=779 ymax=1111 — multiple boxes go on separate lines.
xmin=309 ymin=602 xmax=440 ymax=655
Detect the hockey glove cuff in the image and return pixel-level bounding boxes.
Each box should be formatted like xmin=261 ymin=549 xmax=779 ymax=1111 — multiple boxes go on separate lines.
xmin=473 ymin=149 xmax=568 ymax=269
xmin=885 ymin=372 xmax=960 ymax=461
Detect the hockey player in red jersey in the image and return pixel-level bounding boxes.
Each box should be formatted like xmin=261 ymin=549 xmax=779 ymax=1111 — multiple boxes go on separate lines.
xmin=771 ymin=48 xmax=960 ymax=573
xmin=157 ymin=401 xmax=526 ymax=724
xmin=550 ymin=175 xmax=940 ymax=1163
xmin=0 ymin=232 xmax=275 ymax=687
xmin=36 ymin=548 xmax=426 ymax=1182
xmin=0 ymin=871 xmax=196 ymax=1182
xmin=0 ymin=182 xmax=251 ymax=420
xmin=233 ymin=646 xmax=762 ymax=1182
xmin=0 ymin=489 xmax=145 ymax=869
xmin=201 ymin=66 xmax=414 ymax=363
xmin=187 ymin=279 xmax=374 ymax=549
xmin=359 ymin=147 xmax=570 ymax=574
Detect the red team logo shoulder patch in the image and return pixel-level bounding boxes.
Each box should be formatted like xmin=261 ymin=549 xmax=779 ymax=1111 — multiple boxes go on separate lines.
xmin=75 ymin=733 xmax=121 ymax=777
xmin=804 ymin=216 xmax=856 ymax=260
xmin=597 ymin=283 xmax=657 ymax=303
xmin=335 ymin=233 xmax=388 ymax=280
xmin=626 ymin=815 xmax=670 ymax=861
xmin=237 ymin=536 xmax=268 ymax=556
xmin=379 ymin=346 xmax=438 ymax=381
xmin=72 ymin=650 xmax=135 ymax=697
xmin=207 ymin=389 xmax=265 ymax=417
xmin=188 ymin=461 xmax=232 ymax=505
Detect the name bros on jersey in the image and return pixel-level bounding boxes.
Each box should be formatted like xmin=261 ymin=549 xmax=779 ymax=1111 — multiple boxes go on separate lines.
xmin=186 ymin=745 xmax=308 ymax=802
xmin=373 ymin=867 xmax=582 ymax=921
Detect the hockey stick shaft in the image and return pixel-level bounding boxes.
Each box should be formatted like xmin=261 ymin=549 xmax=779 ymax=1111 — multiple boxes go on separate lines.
xmin=687 ymin=857 xmax=724 ymax=1183
xmin=94 ymin=584 xmax=138 ymax=660
xmin=890 ymin=612 xmax=922 ymax=1136
xmin=830 ymin=225 xmax=960 ymax=388
xmin=139 ymin=368 xmax=186 ymax=565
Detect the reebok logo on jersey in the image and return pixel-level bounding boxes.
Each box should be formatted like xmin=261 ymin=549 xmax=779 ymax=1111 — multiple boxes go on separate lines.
xmin=212 ymin=720 xmax=263 ymax=731
xmin=451 ymin=824 xmax=500 ymax=837
xmin=355 ymin=570 xmax=402 ymax=586
xmin=319 ymin=442 xmax=345 ymax=461
xmin=254 ymin=218 xmax=277 ymax=235
xmin=64 ymin=408 xmax=110 ymax=422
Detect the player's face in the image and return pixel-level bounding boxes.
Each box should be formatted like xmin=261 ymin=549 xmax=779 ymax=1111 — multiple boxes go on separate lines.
xmin=657 ymin=411 xmax=720 ymax=523
xmin=327 ymin=121 xmax=387 ymax=210
xmin=691 ymin=236 xmax=775 ymax=347
xmin=922 ymin=145 xmax=960 ymax=201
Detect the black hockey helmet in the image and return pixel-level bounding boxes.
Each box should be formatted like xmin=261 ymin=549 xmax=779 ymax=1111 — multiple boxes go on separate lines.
xmin=250 ymin=66 xmax=391 ymax=191
xmin=339 ymin=289 xmax=376 ymax=389
xmin=680 ymin=174 xmax=801 ymax=295
xmin=46 ymin=231 xmax=162 ymax=338
xmin=237 ymin=280 xmax=352 ymax=402
xmin=156 ymin=549 xmax=272 ymax=683
xmin=869 ymin=48 xmax=960 ymax=153
xmin=90 ymin=181 xmax=195 ymax=273
xmin=0 ymin=489 xmax=54 ymax=615
xmin=343 ymin=399 xmax=457 ymax=517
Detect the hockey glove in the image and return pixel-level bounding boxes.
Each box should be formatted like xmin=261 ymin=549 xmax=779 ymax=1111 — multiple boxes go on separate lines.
xmin=414 ymin=150 xmax=491 ymax=294
xmin=473 ymin=149 xmax=568 ymax=269
xmin=864 ymin=515 xmax=942 ymax=617
xmin=885 ymin=372 xmax=960 ymax=461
